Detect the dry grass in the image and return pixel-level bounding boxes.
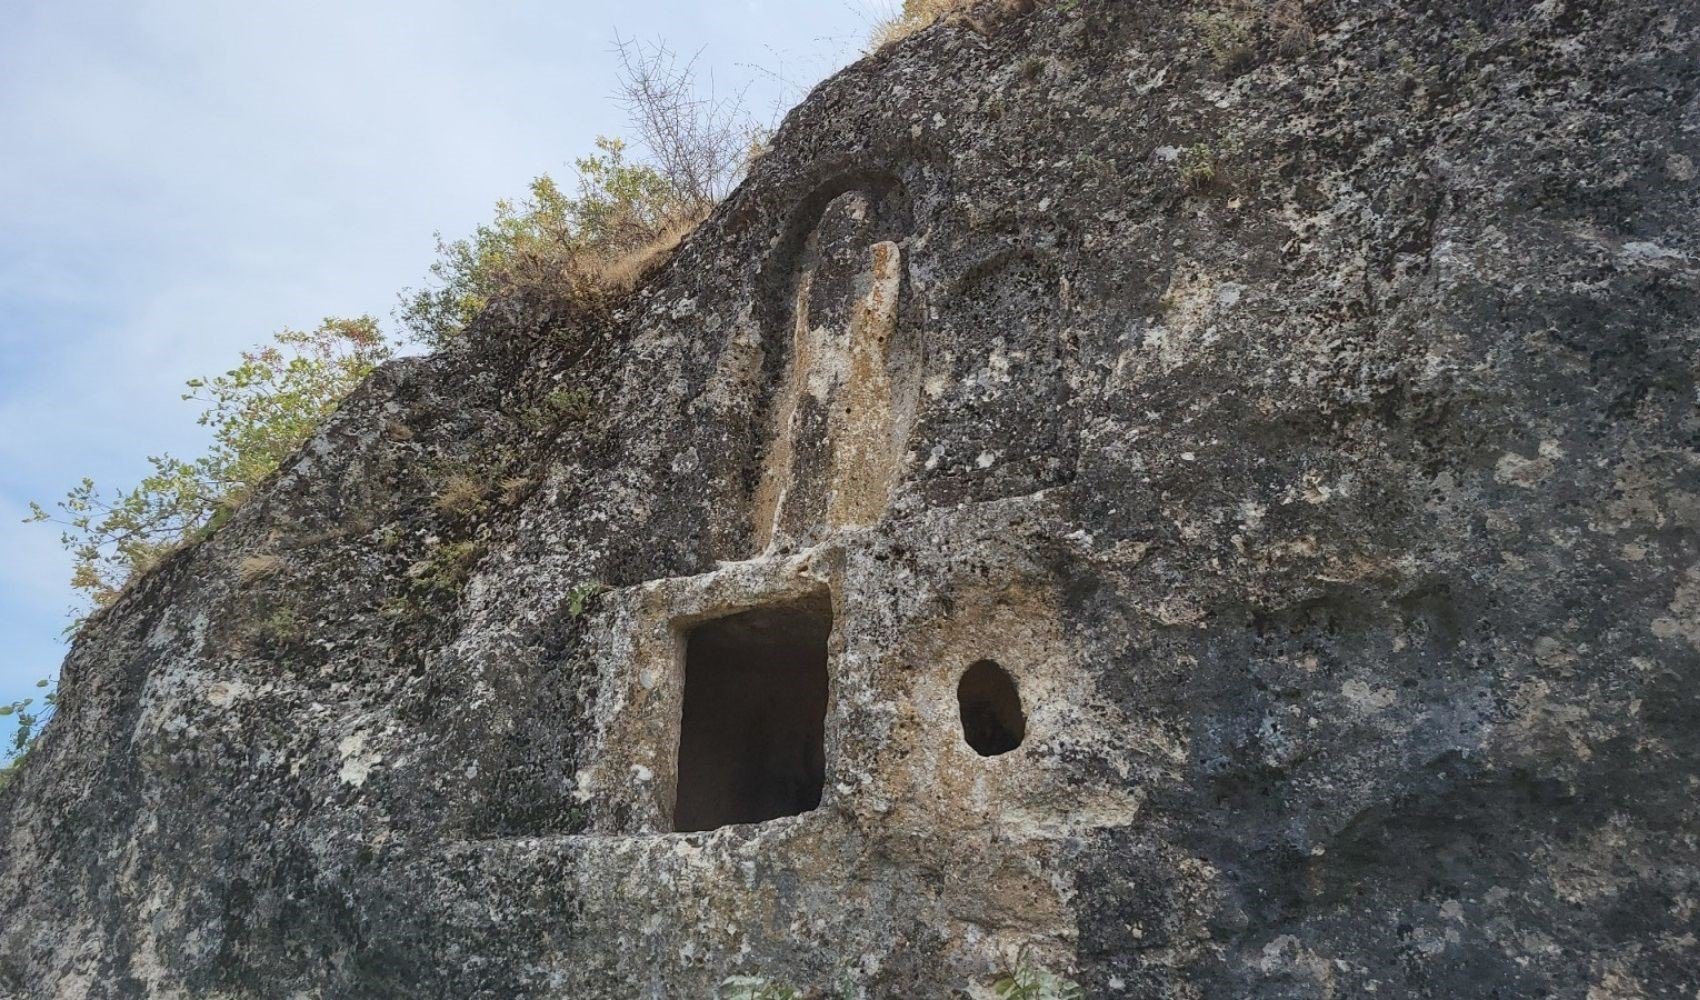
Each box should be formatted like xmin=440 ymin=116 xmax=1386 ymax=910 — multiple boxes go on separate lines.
xmin=503 ymin=207 xmax=707 ymax=320
xmin=871 ymin=0 xmax=976 ymax=50
xmin=582 ymin=212 xmax=705 ymax=293
xmin=1189 ymin=7 xmax=1257 ymax=74
xmin=1273 ymin=1 xmax=1315 ymax=56
xmin=1190 ymin=0 xmax=1315 ymax=73
xmin=238 ymin=553 xmax=284 ymax=584
xmin=870 ymin=0 xmax=1047 ymax=50
xmin=498 ymin=477 xmax=533 ymax=506
xmin=433 ymin=474 xmax=488 ymax=518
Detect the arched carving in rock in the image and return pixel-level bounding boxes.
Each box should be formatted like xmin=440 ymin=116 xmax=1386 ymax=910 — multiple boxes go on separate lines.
xmin=751 ymin=174 xmax=920 ymax=551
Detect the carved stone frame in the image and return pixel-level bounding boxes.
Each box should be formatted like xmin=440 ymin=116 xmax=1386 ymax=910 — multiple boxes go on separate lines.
xmin=576 ymin=548 xmax=841 ymax=835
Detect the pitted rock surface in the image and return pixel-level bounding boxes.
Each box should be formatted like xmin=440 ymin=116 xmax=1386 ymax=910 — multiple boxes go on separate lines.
xmin=3 ymin=0 xmax=1699 ymax=996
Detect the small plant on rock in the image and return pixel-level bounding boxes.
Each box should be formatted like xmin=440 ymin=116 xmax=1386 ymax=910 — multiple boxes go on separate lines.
xmin=545 ymin=386 xmax=595 ymax=423
xmin=1275 ymin=6 xmax=1315 ymax=58
xmin=566 ymin=581 xmax=608 ymax=619
xmin=989 ymin=953 xmax=1083 ymax=1000
xmin=1178 ymin=144 xmax=1219 ymax=193
xmin=871 ymin=0 xmax=1046 ymax=49
xmin=0 ymin=678 xmax=58 ymax=787
xmin=870 ymin=0 xmax=957 ymax=49
xmin=251 ymin=606 xmax=304 ymax=655
xmin=523 ymin=385 xmax=599 ymax=434
xmin=412 ymin=540 xmax=483 ymax=596
xmin=434 ymin=473 xmax=488 ymax=518
xmin=498 ymin=476 xmax=533 ymax=506
xmin=1189 ymin=7 xmax=1256 ymax=74
xmin=719 ymin=976 xmax=799 ymax=1000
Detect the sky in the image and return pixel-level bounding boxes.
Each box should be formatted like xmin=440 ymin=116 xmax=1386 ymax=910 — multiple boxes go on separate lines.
xmin=0 ymin=0 xmax=893 ymax=752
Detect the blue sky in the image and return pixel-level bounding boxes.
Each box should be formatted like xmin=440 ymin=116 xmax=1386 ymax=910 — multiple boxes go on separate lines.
xmin=0 ymin=0 xmax=891 ymax=751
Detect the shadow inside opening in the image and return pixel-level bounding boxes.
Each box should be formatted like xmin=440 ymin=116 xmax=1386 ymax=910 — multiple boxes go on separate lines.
xmin=672 ymin=593 xmax=831 ymax=832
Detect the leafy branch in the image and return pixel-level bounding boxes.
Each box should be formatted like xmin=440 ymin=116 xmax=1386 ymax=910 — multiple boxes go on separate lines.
xmin=27 ymin=317 xmax=392 ymax=611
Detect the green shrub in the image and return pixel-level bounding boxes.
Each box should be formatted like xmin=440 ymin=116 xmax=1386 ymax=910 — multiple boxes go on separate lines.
xmin=1190 ymin=1 xmax=1315 ymax=70
xmin=400 ymin=37 xmax=759 ymax=346
xmin=29 ymin=318 xmax=392 ymax=610
xmin=397 ymin=140 xmax=691 ymax=348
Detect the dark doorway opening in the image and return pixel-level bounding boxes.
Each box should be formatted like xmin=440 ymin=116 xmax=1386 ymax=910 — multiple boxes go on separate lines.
xmin=958 ymin=659 xmax=1025 ymax=756
xmin=672 ymin=593 xmax=831 ymax=833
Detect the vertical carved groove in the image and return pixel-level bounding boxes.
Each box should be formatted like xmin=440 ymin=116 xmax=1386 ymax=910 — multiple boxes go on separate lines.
xmin=827 ymin=241 xmax=905 ymax=529
xmin=752 ymin=271 xmax=817 ymax=551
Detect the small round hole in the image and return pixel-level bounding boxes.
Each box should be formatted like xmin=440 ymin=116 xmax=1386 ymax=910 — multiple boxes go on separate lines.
xmin=957 ymin=659 xmax=1025 ymax=756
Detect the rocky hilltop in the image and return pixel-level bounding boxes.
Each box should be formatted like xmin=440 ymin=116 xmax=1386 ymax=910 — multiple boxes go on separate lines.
xmin=3 ymin=0 xmax=1699 ymax=996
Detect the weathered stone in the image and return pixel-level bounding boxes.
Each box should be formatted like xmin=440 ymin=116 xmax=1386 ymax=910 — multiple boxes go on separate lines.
xmin=4 ymin=0 xmax=1700 ymax=996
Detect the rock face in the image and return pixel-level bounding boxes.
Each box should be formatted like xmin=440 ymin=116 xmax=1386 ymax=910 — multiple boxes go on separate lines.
xmin=4 ymin=0 xmax=1700 ymax=996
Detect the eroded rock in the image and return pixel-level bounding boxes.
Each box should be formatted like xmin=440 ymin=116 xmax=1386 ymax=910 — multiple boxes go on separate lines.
xmin=3 ymin=0 xmax=1699 ymax=996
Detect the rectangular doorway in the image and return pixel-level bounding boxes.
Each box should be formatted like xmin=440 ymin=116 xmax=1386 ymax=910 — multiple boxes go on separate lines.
xmin=672 ymin=592 xmax=831 ymax=833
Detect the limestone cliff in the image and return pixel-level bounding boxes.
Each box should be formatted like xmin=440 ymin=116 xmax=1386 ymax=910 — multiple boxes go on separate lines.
xmin=3 ymin=0 xmax=1699 ymax=996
